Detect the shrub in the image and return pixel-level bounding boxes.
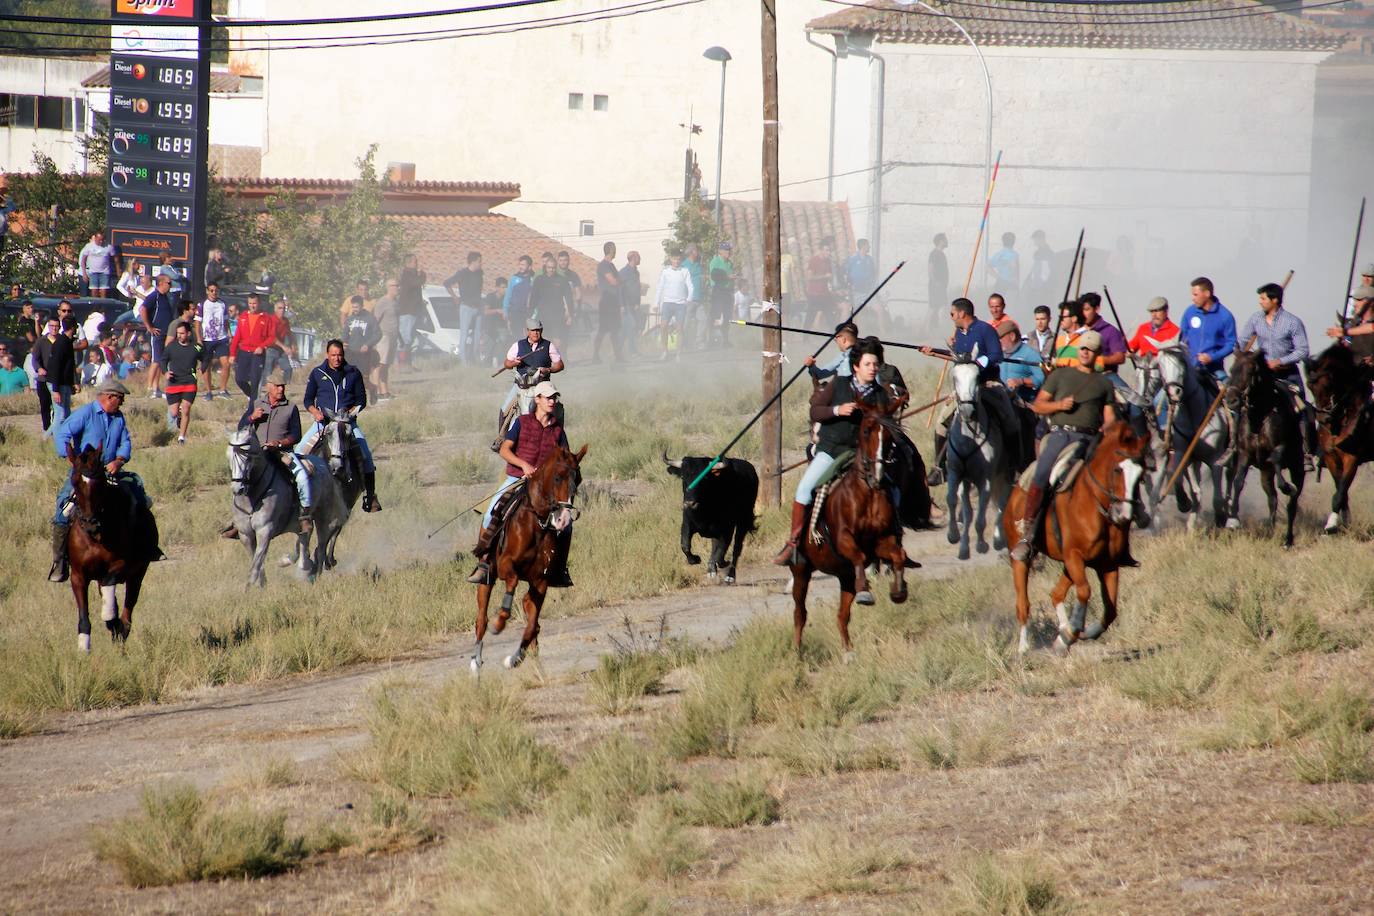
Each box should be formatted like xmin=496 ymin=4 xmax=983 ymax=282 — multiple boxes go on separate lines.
xmin=553 ymin=734 xmax=675 ymax=824
xmin=729 ymin=825 xmax=908 ymax=902
xmin=751 ymin=724 xmax=898 ymax=776
xmin=671 ymin=772 xmax=781 ymax=827
xmin=944 ymin=852 xmax=1073 ymax=916
xmin=912 ymin=720 xmax=1014 ymax=770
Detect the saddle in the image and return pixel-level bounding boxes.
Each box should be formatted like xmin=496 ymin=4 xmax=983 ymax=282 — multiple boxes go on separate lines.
xmin=807 ymin=451 xmax=858 ymax=545
xmin=1018 ymin=440 xmax=1088 ymax=494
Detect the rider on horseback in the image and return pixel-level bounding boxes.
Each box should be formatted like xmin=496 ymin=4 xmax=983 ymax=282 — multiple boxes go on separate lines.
xmin=49 ymin=378 xmax=161 ymax=582
xmin=1238 ymin=282 xmax=1317 ymax=470
xmin=1010 ymin=329 xmax=1117 ymax=564
xmin=1180 ymin=277 xmax=1238 ymax=394
xmin=496 ymin=316 xmax=564 ymax=449
xmin=926 ymin=297 xmax=1024 ymax=484
xmin=774 ymin=348 xmax=889 ymax=565
xmin=467 ymin=380 xmax=574 ymax=587
xmin=804 ymin=321 xmax=859 ymax=381
xmin=246 ymin=369 xmax=314 ymax=534
xmin=301 ymin=339 xmax=381 ymax=512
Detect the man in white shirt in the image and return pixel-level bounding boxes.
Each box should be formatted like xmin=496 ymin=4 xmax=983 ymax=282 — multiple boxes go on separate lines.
xmin=655 ymin=252 xmax=695 ymax=361
xmin=78 ymin=231 xmax=116 ymax=298
xmin=195 ymin=281 xmax=232 ymax=398
xmin=82 ymin=307 xmax=106 ymax=347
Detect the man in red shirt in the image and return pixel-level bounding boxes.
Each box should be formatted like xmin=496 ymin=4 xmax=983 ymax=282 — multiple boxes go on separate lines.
xmin=229 ymin=292 xmax=278 ymax=403
xmin=804 ymin=238 xmax=835 ymax=329
xmin=1127 ymin=297 xmax=1179 ymax=356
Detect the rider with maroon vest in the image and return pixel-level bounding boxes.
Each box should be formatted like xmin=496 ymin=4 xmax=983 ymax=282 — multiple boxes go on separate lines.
xmin=467 ymin=379 xmax=574 ymax=587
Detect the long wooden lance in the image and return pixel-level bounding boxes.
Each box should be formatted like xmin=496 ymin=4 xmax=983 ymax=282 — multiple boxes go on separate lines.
xmin=729 ymin=319 xmax=1043 ymax=366
xmin=1040 ymin=228 xmax=1086 ymax=373
xmin=684 ymin=261 xmax=906 ymax=492
xmin=1160 ymin=269 xmax=1294 ymax=497
xmin=928 ymin=149 xmax=1003 ymax=428
xmin=1340 ymin=197 xmax=1366 ymax=335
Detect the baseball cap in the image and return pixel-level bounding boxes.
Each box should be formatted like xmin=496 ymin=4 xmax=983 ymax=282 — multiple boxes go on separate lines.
xmin=1077 ymin=329 xmax=1103 ymax=352
xmin=1354 ymin=284 xmax=1374 ymax=300
xmin=995 ymin=319 xmax=1020 ymax=338
xmin=530 ymin=380 xmax=560 ymax=400
xmin=1147 ymin=296 xmax=1169 ymax=312
xmin=718 ymin=240 xmax=732 ymax=250
xmin=525 ymin=316 xmax=543 ymax=331
xmin=1361 ymin=263 xmax=1374 ymax=277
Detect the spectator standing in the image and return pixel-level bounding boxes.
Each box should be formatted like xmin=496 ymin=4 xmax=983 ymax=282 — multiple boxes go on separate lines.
xmin=1024 ymin=230 xmax=1054 ymax=306
xmin=1032 ymin=305 xmax=1055 ymax=362
xmin=0 ymin=348 xmax=27 ymax=395
xmin=116 ymin=259 xmax=142 ymax=305
xmin=928 ymin=233 xmax=949 ymax=321
xmin=708 ymin=242 xmax=736 ymax=347
xmin=504 ymin=255 xmax=535 ymax=336
xmin=987 ymin=293 xmax=1008 ymax=327
xmin=682 ymin=244 xmax=705 ymax=349
xmin=229 ymin=292 xmax=278 ymax=403
xmin=655 ymin=252 xmax=694 ymax=360
xmin=620 ymin=250 xmax=643 ymax=357
xmin=82 ymin=347 xmax=113 ymax=388
xmin=844 ymin=238 xmax=877 ymax=308
xmin=781 ymin=237 xmax=803 ymax=312
xmin=34 ymin=317 xmax=77 ymax=433
xmin=592 ymin=241 xmax=622 ymax=363
xmin=83 ymin=301 xmax=108 ymax=346
xmin=370 ymin=280 xmax=399 ymax=399
xmin=397 ymin=254 xmax=426 ymax=370
xmin=264 ymin=296 xmax=297 ymax=386
xmin=204 ymin=248 xmax=230 ymax=290
xmin=484 ymin=278 xmax=509 ymax=365
xmin=196 ymin=281 xmax=232 ymax=398
xmin=555 ymin=250 xmax=584 ymax=335
xmin=55 ymin=300 xmax=88 ymax=355
xmin=805 ymin=239 xmax=835 ymax=329
xmin=443 ymin=252 xmax=484 ymax=364
xmin=161 ymin=321 xmax=201 ymax=443
xmin=79 ymin=231 xmax=116 ymax=299
xmin=339 ymin=280 xmax=373 ymax=330
xmin=987 ymin=232 xmax=1020 ymax=293
xmin=341 ymin=294 xmax=382 ymax=399
xmin=531 ymin=259 xmax=574 ymax=356
xmin=155 ymin=252 xmax=185 ymax=298
xmin=140 ymin=274 xmax=176 ymax=398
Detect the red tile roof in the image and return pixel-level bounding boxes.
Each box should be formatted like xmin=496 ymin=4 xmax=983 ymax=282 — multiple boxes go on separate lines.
xmin=222 ymin=176 xmax=520 ymax=207
xmin=396 ymin=213 xmax=599 ymax=293
xmin=718 ymin=200 xmax=856 ymax=297
xmin=807 ymin=0 xmax=1347 ymax=52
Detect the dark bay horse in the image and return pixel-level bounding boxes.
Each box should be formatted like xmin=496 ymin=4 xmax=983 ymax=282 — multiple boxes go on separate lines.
xmin=1225 ymin=348 xmax=1305 ymax=548
xmin=471 ymin=444 xmax=587 ymax=672
xmin=1004 ymin=423 xmax=1149 ymax=655
xmin=788 ymin=402 xmax=911 ymax=655
xmin=64 ymin=445 xmax=159 ymax=653
xmin=1307 ymin=344 xmax=1374 ymax=534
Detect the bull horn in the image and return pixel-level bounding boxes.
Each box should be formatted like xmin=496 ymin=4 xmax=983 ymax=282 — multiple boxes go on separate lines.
xmin=661 ymin=450 xmax=683 ymax=470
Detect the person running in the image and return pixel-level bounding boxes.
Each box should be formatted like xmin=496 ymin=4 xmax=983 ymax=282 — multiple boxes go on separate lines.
xmin=300 ymin=339 xmax=381 ymax=513
xmin=160 ymin=320 xmax=201 ymax=444
xmin=655 ymin=252 xmax=694 ymax=360
xmin=592 ymin=241 xmax=622 ymax=363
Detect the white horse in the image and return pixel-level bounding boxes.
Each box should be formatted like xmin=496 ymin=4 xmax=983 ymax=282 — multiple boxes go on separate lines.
xmin=945 ymin=358 xmax=1014 ymax=560
xmin=1153 ymin=343 xmax=1231 ymax=531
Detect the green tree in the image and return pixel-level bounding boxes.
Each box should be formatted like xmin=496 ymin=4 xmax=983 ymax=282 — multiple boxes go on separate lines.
xmin=662 ymin=197 xmax=719 ymax=261
xmin=256 ymin=146 xmax=409 ymax=330
xmin=2 ymin=151 xmax=106 ymax=295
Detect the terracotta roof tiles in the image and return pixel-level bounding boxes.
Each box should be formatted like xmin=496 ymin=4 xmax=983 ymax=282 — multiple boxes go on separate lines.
xmin=718 ymin=200 xmax=856 ymax=297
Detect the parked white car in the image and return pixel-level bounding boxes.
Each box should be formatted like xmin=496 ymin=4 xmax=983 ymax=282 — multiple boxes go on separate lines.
xmin=412 ymin=283 xmax=467 ymax=356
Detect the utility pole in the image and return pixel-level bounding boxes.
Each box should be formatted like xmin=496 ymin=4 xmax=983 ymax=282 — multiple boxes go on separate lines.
xmin=760 ymin=0 xmax=782 ymax=506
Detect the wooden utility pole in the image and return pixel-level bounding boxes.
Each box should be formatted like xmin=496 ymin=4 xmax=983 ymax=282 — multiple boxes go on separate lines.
xmin=760 ymin=0 xmax=783 ymax=505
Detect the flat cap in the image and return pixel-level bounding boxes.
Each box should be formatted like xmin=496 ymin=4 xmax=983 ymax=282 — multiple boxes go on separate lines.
xmin=1354 ymin=284 xmax=1374 ymax=300
xmin=525 ymin=315 xmax=543 ymax=331
xmin=97 ymin=378 xmax=130 ymax=395
xmin=1147 ymin=296 xmax=1169 ymax=312
xmin=1361 ymin=263 xmax=1374 ymax=277
xmin=264 ymin=368 xmax=289 ymax=386
xmin=995 ymin=319 xmax=1021 ymax=338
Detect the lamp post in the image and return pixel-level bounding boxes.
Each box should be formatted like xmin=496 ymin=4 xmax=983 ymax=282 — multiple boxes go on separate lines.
xmin=703 ymin=45 xmax=731 ymax=227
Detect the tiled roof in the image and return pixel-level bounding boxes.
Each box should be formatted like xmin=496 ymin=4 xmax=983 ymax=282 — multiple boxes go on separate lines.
xmin=82 ymin=66 xmax=245 ymax=93
xmin=396 ymin=214 xmax=599 ymax=293
xmin=718 ymin=200 xmax=856 ymax=297
xmin=222 ymin=176 xmax=520 ymax=203
xmin=807 ymin=0 xmax=1347 ymax=52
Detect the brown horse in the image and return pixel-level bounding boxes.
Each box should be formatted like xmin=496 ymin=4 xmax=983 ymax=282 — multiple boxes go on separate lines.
xmin=1307 ymin=344 xmax=1374 ymax=534
xmin=470 ymin=444 xmax=587 ymax=672
xmin=1004 ymin=423 xmax=1149 ymax=655
xmin=1225 ymin=348 xmax=1305 ymax=548
xmin=64 ymin=445 xmax=159 ymax=653
xmin=788 ymin=402 xmax=911 ymax=655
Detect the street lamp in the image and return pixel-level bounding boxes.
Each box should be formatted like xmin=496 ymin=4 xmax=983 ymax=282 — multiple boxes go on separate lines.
xmin=703 ymin=45 xmax=731 ymax=227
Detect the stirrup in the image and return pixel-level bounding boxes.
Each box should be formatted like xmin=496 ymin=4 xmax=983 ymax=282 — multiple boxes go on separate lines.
xmin=48 ymin=560 xmax=69 ymax=583
xmin=466 ymin=562 xmax=493 ymax=585
xmin=772 ymin=540 xmax=799 ymax=566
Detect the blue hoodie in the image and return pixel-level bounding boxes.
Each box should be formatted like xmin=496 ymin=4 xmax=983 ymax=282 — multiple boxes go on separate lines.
xmin=1179 ymin=298 xmax=1238 ymax=370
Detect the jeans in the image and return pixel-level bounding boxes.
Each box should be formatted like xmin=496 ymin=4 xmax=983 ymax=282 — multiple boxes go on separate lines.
xmin=1031 ymin=429 xmax=1092 ymax=492
xmin=621 ymin=305 xmax=641 ymax=353
xmin=261 ymin=348 xmax=292 ymax=386
xmin=37 ymin=381 xmax=52 ymax=433
xmin=398 ymin=314 xmax=417 ymax=350
xmin=298 ymin=420 xmax=374 ymax=473
xmin=795 ymin=451 xmax=838 ymax=506
xmin=51 ymin=384 xmax=74 ymax=429
xmin=483 ymin=474 xmax=524 ymax=528
xmin=688 ymin=301 xmax=709 ymax=347
xmin=235 ymin=351 xmax=265 ymax=401
xmin=458 ymin=303 xmax=480 ymax=362
xmin=282 ymin=451 xmax=312 ymax=507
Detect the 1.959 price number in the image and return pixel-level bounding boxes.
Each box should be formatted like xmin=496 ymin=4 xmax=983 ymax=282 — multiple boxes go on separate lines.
xmin=155 ymin=100 xmax=196 ymax=122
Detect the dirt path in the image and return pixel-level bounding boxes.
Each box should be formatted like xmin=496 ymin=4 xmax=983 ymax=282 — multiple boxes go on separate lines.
xmin=0 ymin=528 xmax=993 ymax=902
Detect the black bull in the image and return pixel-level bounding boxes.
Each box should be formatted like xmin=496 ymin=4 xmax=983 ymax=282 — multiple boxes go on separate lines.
xmin=663 ymin=454 xmax=759 ymax=583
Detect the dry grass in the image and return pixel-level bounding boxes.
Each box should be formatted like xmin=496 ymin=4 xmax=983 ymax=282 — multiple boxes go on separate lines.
xmin=223 ymin=755 xmax=301 ymax=792
xmin=551 ymin=733 xmax=675 ymax=824
xmin=728 ymin=823 xmax=909 ymax=902
xmin=941 ymin=852 xmax=1074 ymax=916
xmin=670 ymin=770 xmax=780 ymax=827
xmin=912 ymin=719 xmax=1016 ymax=770
xmin=750 ymin=723 xmax=899 ymax=776
xmin=90 ymin=782 xmax=347 ymax=887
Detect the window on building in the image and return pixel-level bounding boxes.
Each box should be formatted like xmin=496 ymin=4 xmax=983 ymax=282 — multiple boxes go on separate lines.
xmin=36 ymin=96 xmax=64 ymax=129
xmin=240 ymin=76 xmax=264 ymax=96
xmin=568 ymin=92 xmax=583 ymax=110
xmin=579 ymin=220 xmax=595 ymax=237
xmin=63 ymin=97 xmax=85 ymax=132
xmin=593 ymin=94 xmax=609 ymax=112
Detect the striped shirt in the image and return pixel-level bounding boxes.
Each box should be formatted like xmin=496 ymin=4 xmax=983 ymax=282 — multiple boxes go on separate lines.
xmin=1238 ymin=307 xmax=1308 ymax=370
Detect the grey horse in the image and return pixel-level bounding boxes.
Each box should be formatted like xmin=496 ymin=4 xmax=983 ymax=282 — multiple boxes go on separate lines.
xmin=294 ymin=408 xmax=364 ymax=570
xmin=1152 ymin=342 xmax=1231 ymax=531
xmin=227 ymin=427 xmax=348 ymax=588
xmin=945 ymin=357 xmax=1013 ymax=560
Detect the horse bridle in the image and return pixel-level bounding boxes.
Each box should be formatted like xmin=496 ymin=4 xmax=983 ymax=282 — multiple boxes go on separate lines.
xmin=856 ymin=417 xmax=893 ymax=490
xmin=72 ymin=471 xmax=112 ymax=538
xmin=1083 ymin=448 xmax=1142 ymax=526
xmin=229 ymin=439 xmax=269 ymax=491
xmin=532 ymin=465 xmax=582 ymax=530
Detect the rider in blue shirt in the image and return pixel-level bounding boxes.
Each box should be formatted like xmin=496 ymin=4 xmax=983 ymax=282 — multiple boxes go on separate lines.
xmin=299 ymin=338 xmax=381 ymax=512
xmin=1179 ymin=276 xmax=1237 ymax=386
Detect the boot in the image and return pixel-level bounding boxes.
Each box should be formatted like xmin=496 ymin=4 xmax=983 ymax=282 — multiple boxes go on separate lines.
xmin=772 ymin=501 xmax=809 ymax=566
xmin=1009 ymin=486 xmax=1047 ymax=564
xmin=926 ymin=433 xmax=947 ymax=486
xmin=48 ymin=522 xmax=70 ymax=583
xmin=466 ymin=524 xmax=499 ymax=584
xmin=220 ymin=523 xmax=240 ymax=540
xmin=545 ymin=529 xmax=574 ymax=588
xmin=362 ymin=472 xmax=382 ymax=512
xmin=298 ymin=505 xmax=314 ymax=536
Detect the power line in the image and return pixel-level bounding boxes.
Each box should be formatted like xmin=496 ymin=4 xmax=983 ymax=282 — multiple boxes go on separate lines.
xmin=509 ymin=165 xmax=882 ymax=206
xmin=891 ymin=0 xmax=1343 ymax=18
xmin=0 ymin=0 xmax=560 ymax=29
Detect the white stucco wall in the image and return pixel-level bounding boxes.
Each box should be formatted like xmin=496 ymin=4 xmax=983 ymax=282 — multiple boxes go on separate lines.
xmin=0 ymin=56 xmax=103 ymax=173
xmin=831 ymin=43 xmax=1330 ymax=325
xmin=256 ymin=0 xmax=838 ymax=281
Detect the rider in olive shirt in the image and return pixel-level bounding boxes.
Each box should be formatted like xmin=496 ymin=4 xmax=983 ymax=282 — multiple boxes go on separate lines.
xmin=1010 ymin=328 xmax=1118 ymax=563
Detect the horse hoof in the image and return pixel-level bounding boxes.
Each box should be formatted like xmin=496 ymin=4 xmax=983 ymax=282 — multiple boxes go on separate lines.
xmin=724 ymin=574 xmax=736 ymax=585
xmin=890 ymin=588 xmax=908 ymax=605
xmin=1082 ymin=622 xmax=1105 ymax=640
xmin=976 ymin=541 xmax=989 ymax=555
xmin=855 ymin=591 xmax=875 ymax=606
xmin=958 ymin=547 xmax=971 ymax=561
xmin=1052 ymin=635 xmax=1071 ymax=657
xmin=685 ymin=554 xmax=701 ymax=565
xmin=842 ymin=650 xmax=856 ymax=665
xmin=78 ymin=634 xmax=91 ymax=654
xmin=1224 ymin=517 xmax=1241 ymax=531
xmin=946 ymin=528 xmax=960 ymax=546
xmin=469 ymin=658 xmax=482 ymax=675
xmin=707 ymin=569 xmax=718 ymax=579
xmin=504 ymin=652 xmax=523 ymax=669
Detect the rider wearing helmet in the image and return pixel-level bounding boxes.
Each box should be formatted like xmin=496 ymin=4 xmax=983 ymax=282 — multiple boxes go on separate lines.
xmin=300 ymin=338 xmax=381 ymax=512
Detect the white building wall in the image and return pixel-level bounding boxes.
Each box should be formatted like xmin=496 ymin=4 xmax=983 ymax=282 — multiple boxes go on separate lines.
xmin=841 ymin=44 xmax=1329 ymax=324
xmin=0 ymin=56 xmax=103 ymax=173
xmin=257 ymin=0 xmax=838 ymax=282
